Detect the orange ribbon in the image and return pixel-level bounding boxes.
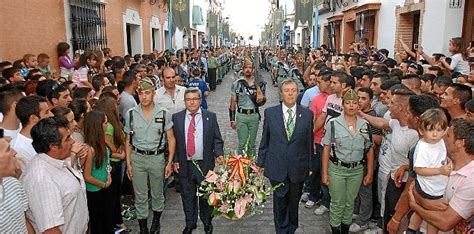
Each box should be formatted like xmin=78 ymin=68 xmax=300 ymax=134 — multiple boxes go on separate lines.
xmin=226 ymin=155 xmax=252 ymax=186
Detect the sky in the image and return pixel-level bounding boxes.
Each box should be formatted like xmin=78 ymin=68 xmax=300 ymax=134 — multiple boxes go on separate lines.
xmin=222 ymin=0 xmax=271 ymax=45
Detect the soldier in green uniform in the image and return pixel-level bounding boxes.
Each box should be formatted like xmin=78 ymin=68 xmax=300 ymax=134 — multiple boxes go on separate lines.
xmin=274 ymin=49 xmax=291 ymax=99
xmin=288 ymin=53 xmax=306 ymax=92
xmin=124 ymin=77 xmax=176 ymax=234
xmin=229 ymin=58 xmax=266 ymax=157
xmin=321 ymin=89 xmax=374 ymax=234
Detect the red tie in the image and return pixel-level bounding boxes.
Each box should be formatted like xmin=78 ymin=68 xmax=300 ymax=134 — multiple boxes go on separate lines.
xmin=187 ymin=113 xmax=196 ymax=158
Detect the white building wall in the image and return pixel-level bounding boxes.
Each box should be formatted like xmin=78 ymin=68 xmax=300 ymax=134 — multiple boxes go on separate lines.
xmin=421 ymin=0 xmax=465 ymax=55
xmin=376 ymin=0 xmax=404 ymax=55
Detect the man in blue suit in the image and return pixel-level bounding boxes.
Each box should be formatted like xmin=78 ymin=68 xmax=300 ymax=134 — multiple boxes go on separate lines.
xmin=256 ymin=79 xmax=314 ymax=234
xmin=172 ymin=87 xmax=224 ymax=234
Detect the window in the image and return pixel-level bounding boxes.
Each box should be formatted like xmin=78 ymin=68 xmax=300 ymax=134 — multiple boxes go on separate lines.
xmin=69 ymin=0 xmax=107 ymax=52
xmin=355 ymin=11 xmax=376 ymax=44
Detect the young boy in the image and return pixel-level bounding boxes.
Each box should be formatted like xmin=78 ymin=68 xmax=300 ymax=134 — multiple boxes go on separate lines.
xmin=36 ymin=53 xmax=55 ymax=78
xmin=408 ymin=108 xmax=451 ymax=234
xmin=187 ymin=63 xmax=209 ymax=110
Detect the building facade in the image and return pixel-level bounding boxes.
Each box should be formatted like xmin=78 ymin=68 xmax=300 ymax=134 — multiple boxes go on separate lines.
xmin=315 ymin=0 xmax=473 ymax=56
xmin=0 ymin=0 xmax=219 ymax=68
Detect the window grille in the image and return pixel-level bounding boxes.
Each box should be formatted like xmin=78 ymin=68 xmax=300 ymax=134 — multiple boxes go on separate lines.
xmin=69 ymin=0 xmax=108 ymax=52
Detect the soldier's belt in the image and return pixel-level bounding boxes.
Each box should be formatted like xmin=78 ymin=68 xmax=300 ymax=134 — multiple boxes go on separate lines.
xmin=132 ymin=146 xmax=166 ymax=156
xmin=237 ymin=107 xmax=258 ymax=115
xmin=329 ymin=156 xmax=364 ymax=168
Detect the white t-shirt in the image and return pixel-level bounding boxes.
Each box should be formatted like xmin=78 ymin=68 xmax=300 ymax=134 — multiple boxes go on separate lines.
xmin=2 ymin=127 xmax=21 ymax=142
xmin=450 ymin=53 xmax=470 ymax=75
xmin=378 ymin=111 xmax=393 ymax=175
xmin=322 ymin=94 xmax=343 ymax=125
xmin=389 ymin=119 xmax=419 ymax=182
xmin=11 ymin=133 xmax=37 ymax=165
xmin=414 ymin=139 xmax=448 ymax=197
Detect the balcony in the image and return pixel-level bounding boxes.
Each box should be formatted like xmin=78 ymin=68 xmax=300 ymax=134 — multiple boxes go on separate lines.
xmin=318 ymin=0 xmax=331 ymax=14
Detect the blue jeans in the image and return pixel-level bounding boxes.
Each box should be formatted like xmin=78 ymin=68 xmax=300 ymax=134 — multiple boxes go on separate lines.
xmin=308 ymin=144 xmax=331 ymax=208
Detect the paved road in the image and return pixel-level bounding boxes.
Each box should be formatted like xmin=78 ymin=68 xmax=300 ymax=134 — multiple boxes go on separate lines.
xmin=125 ymin=69 xmax=332 ymax=233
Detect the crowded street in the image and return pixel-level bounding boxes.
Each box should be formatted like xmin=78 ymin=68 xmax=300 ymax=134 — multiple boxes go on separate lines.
xmin=0 ymin=0 xmax=473 ymax=234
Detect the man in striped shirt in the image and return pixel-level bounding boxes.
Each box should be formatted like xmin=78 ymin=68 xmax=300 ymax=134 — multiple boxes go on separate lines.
xmin=0 ymin=137 xmax=31 ymax=233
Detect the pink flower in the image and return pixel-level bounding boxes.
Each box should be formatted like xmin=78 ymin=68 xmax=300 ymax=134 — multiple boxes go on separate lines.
xmin=234 ymin=198 xmax=248 ymax=219
xmin=219 ymin=202 xmax=230 ymax=213
xmin=205 ymin=170 xmax=218 ymax=183
xmin=243 ymin=193 xmax=253 ymax=203
xmin=216 ymin=182 xmax=225 ymax=191
xmin=208 ymin=192 xmax=221 ymax=207
xmin=232 ymin=179 xmax=241 ymax=193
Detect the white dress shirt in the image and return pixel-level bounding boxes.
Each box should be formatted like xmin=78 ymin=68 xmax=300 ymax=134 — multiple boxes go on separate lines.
xmin=282 ymin=104 xmax=297 ymax=126
xmin=185 ymin=109 xmax=204 ymax=160
xmin=21 ymin=153 xmax=89 ymax=233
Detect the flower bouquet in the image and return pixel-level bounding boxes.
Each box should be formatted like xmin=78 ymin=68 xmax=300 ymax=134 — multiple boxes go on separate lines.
xmin=196 ymin=153 xmax=282 ymax=220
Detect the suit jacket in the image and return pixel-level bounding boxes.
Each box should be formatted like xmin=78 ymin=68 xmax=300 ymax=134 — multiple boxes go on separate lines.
xmin=257 ymin=104 xmax=313 ymax=183
xmin=172 ymin=109 xmax=224 ymax=177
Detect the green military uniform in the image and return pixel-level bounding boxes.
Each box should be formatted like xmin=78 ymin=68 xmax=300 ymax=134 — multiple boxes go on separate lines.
xmin=322 ymin=90 xmax=372 ymax=229
xmin=275 ymin=60 xmax=290 ymax=100
xmin=230 ymin=59 xmax=264 ymax=157
xmin=124 ymin=78 xmax=173 ymax=220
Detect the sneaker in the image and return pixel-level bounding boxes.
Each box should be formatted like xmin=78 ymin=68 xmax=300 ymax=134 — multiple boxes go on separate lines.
xmin=305 ymin=200 xmax=316 ymax=208
xmin=314 ymin=205 xmax=329 ymax=215
xmin=349 ymin=223 xmax=368 ymax=232
xmin=114 ymin=224 xmax=127 ymax=233
xmin=300 ymin=192 xmax=309 ymax=203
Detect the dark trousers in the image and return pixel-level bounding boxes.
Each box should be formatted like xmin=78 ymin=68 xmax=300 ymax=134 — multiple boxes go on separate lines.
xmin=110 ymin=161 xmax=124 ymax=225
xmin=179 ymin=161 xmax=213 ymax=227
xmin=87 ymin=189 xmax=114 ymax=234
xmin=383 ymin=178 xmax=406 ymax=234
xmin=271 ymin=179 xmax=304 ymax=234
xmin=208 ymin=68 xmax=217 ymax=91
xmin=308 ymin=144 xmax=331 ymax=208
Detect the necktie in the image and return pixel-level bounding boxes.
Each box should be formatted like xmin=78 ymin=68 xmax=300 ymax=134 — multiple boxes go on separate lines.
xmin=286 ymin=109 xmax=295 ymax=140
xmin=187 ymin=113 xmax=196 ymax=158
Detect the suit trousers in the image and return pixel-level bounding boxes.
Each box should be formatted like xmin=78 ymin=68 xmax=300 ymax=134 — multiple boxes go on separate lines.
xmin=271 ymin=179 xmax=304 ymax=234
xmin=131 ymin=152 xmax=166 ymax=219
xmin=328 ymin=162 xmax=363 ymax=227
xmin=179 ymin=160 xmax=213 ymax=227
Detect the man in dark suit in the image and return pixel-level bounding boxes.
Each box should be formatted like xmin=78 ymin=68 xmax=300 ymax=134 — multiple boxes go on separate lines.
xmin=256 ymin=79 xmax=314 ymax=234
xmin=172 ymin=87 xmax=224 ymax=234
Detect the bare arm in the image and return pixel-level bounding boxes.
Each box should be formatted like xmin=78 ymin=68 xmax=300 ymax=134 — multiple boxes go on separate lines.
xmin=417 ymin=46 xmax=437 ymax=66
xmin=409 ymin=185 xmax=463 ymax=232
xmin=83 ymin=147 xmax=108 ymax=188
xmin=359 ymin=111 xmax=390 ymax=130
xmin=166 ymin=129 xmax=176 ymax=163
xmin=314 ymin=112 xmax=327 ymax=133
xmin=26 ymin=216 xmax=35 ymax=234
xmin=43 ymin=226 xmax=62 ymax=234
xmin=398 ymin=38 xmax=417 ymax=59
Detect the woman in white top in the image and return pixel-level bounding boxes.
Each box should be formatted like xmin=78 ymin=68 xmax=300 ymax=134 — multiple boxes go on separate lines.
xmin=440 ymin=37 xmax=470 ymax=76
xmin=418 ymin=37 xmax=470 ymax=77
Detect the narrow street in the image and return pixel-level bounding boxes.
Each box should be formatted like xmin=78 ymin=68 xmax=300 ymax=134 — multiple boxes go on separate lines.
xmin=125 ymin=70 xmax=331 ymax=233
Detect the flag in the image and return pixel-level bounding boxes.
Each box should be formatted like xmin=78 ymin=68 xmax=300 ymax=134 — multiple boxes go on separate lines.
xmin=171 ymin=0 xmax=190 ymax=34
xmin=208 ymin=11 xmax=218 ymax=37
xmin=294 ymin=0 xmax=313 ymax=29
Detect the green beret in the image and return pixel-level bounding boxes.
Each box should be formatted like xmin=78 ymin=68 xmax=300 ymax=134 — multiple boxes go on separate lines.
xmin=343 ymin=89 xmax=358 ymax=101
xmin=138 ymin=77 xmax=155 ymax=91
xmin=243 ymin=57 xmax=253 ymax=67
